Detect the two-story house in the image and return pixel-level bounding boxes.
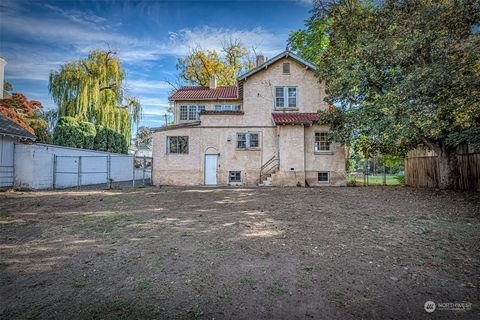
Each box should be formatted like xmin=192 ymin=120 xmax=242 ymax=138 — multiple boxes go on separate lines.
xmin=152 ymin=51 xmax=346 ymax=186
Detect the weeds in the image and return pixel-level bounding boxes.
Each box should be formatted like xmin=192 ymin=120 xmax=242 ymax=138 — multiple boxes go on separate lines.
xmin=268 ymin=282 xmax=288 ymax=295
xmin=137 ymin=280 xmax=153 ymax=291
xmin=240 ymin=277 xmax=257 ymax=289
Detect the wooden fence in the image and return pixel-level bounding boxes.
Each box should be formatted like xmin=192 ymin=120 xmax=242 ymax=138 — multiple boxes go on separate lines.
xmin=405 ymin=153 xmax=480 ymax=190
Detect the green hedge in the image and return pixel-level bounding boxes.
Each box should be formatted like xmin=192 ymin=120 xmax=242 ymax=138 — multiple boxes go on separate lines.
xmin=94 ymin=125 xmax=128 ymax=154
xmin=53 ymin=117 xmax=127 ymax=154
xmin=53 ymin=117 xmax=85 ymax=148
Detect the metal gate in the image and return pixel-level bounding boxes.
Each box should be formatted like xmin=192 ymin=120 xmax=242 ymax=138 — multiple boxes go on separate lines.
xmin=133 ymin=156 xmax=153 ymax=187
xmin=53 ymin=155 xmax=153 ymax=189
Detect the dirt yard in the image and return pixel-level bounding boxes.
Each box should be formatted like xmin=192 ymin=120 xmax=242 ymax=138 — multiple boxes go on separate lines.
xmin=1 ymin=186 xmax=479 ymax=319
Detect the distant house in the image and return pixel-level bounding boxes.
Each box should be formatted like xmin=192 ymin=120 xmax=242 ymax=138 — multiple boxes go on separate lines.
xmin=152 ymin=51 xmax=346 ymax=186
xmin=0 ymin=114 xmax=36 ymax=188
xmin=129 ymin=144 xmax=152 ymax=158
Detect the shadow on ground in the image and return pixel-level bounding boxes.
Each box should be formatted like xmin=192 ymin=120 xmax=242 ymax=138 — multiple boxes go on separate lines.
xmin=1 ymin=186 xmax=479 ymax=319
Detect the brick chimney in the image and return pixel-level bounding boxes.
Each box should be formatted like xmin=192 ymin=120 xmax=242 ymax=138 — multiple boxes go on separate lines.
xmin=0 ymin=58 xmax=6 ymax=97
xmin=209 ymin=75 xmax=217 ymax=89
xmin=256 ymin=55 xmax=265 ymax=67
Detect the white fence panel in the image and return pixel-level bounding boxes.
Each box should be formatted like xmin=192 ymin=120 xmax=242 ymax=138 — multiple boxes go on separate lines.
xmin=110 ymin=156 xmax=134 ymax=182
xmin=79 ymin=156 xmax=109 ymax=185
xmin=14 ymin=143 xmax=151 ymax=190
xmin=54 ymin=156 xmax=79 ymax=188
xmin=0 ymin=136 xmax=15 ymax=187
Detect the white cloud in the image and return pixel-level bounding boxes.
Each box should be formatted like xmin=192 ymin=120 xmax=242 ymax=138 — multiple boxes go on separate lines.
xmin=168 ymin=26 xmax=286 ymax=56
xmin=43 ymin=4 xmax=111 ymax=30
xmin=126 ymin=80 xmax=172 ymax=92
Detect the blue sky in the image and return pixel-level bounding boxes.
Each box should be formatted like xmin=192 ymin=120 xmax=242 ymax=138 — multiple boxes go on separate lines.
xmin=0 ymin=0 xmax=312 ymax=128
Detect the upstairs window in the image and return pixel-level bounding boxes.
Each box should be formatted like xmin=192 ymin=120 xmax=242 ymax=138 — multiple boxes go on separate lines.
xmin=167 ymin=136 xmax=189 ymax=154
xmin=283 ymin=62 xmax=290 ymax=74
xmin=315 ymin=132 xmax=332 ymax=152
xmin=179 ymin=105 xmax=205 ymax=121
xmin=237 ymin=132 xmax=260 ymax=150
xmin=275 ymin=87 xmax=297 ymax=108
xmin=214 ymin=104 xmax=242 ymax=111
xmin=180 ymin=106 xmax=188 ymax=121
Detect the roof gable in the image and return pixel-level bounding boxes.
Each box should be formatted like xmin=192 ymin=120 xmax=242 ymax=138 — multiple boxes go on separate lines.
xmin=237 ymin=51 xmax=317 ymax=81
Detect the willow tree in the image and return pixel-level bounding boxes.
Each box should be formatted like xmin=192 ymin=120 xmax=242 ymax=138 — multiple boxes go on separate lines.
xmin=49 ymin=49 xmax=141 ymax=143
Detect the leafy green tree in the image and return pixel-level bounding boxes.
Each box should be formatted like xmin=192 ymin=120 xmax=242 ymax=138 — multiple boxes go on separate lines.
xmin=49 ymin=49 xmax=141 ymax=144
xmin=291 ymin=0 xmax=480 ymax=189
xmin=29 ymin=118 xmax=51 ymax=144
xmin=289 ymin=16 xmax=330 ymax=66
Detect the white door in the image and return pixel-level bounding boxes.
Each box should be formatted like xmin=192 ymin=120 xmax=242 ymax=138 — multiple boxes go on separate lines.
xmin=204 ymin=154 xmax=218 ymax=185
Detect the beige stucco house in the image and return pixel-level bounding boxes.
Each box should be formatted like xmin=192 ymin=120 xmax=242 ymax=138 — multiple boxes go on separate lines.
xmin=152 ymin=51 xmax=346 ymax=187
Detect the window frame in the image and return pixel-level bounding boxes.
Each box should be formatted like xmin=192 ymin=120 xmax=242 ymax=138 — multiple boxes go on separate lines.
xmin=179 ymin=105 xmax=188 ymax=121
xmin=318 ymin=171 xmax=330 ymax=183
xmin=166 ymin=136 xmax=189 ymax=154
xmin=236 ymin=132 xmax=260 ymax=150
xmin=274 ymin=86 xmax=297 ymax=109
xmin=179 ymin=105 xmax=205 ymax=121
xmin=283 ymin=62 xmax=290 ymax=74
xmin=229 ymin=171 xmax=242 ymax=183
xmin=314 ymin=131 xmax=333 ymax=153
xmin=215 ymin=104 xmax=242 ymax=111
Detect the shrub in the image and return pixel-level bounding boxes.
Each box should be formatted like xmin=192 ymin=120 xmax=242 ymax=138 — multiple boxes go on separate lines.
xmin=94 ymin=125 xmax=108 ymax=151
xmin=94 ymin=125 xmax=128 ymax=154
xmin=53 ymin=117 xmax=84 ymax=148
xmin=53 ymin=117 xmax=97 ymax=149
xmin=394 ymin=175 xmax=405 ymax=185
xmin=79 ymin=122 xmax=96 ymax=149
xmin=29 ymin=118 xmax=51 ymax=144
xmin=347 ymin=177 xmax=357 ymax=187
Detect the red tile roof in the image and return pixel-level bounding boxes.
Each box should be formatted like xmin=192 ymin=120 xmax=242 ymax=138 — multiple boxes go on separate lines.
xmin=271 ymin=112 xmax=320 ymax=125
xmin=170 ymin=86 xmax=238 ymax=100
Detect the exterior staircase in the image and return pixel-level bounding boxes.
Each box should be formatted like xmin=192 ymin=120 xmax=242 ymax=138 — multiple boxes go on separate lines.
xmin=258 ymin=155 xmax=279 ymax=187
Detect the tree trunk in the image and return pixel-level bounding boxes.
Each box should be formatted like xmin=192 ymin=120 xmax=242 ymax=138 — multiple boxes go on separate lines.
xmin=437 ymin=147 xmax=459 ymax=190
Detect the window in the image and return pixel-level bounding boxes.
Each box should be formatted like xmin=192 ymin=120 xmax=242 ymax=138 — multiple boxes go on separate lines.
xmin=229 ymin=171 xmax=241 ymax=182
xmin=237 ymin=132 xmax=260 ymax=149
xmin=315 ymin=132 xmax=332 ymax=152
xmin=275 ymin=87 xmax=284 ymax=108
xmin=214 ymin=104 xmax=242 ymax=111
xmin=288 ymin=87 xmax=297 ymax=107
xmin=179 ymin=105 xmax=205 ymax=121
xmin=180 ymin=106 xmax=188 ymax=121
xmin=318 ymin=171 xmax=330 ymax=182
xmin=275 ymin=87 xmax=297 ymax=108
xmin=167 ymin=136 xmax=189 ymax=154
xmin=237 ymin=133 xmax=247 ymax=149
xmin=283 ymin=62 xmax=290 ymax=74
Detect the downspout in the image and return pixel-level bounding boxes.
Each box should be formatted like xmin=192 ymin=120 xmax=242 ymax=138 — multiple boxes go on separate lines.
xmin=304 ymin=124 xmax=307 ymax=187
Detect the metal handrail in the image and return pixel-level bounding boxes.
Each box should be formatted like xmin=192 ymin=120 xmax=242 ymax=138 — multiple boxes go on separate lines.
xmin=259 ymin=155 xmax=279 ymax=182
xmin=260 ymin=155 xmax=277 ymax=172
